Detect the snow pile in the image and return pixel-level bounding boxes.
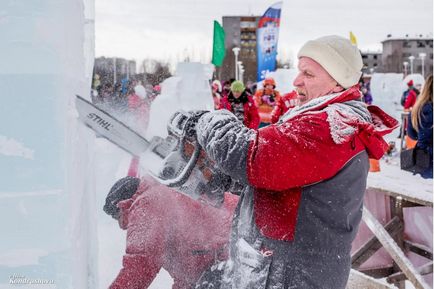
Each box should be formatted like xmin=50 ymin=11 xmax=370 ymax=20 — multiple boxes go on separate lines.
xmin=367 ymin=160 xmax=433 ymax=204
xmin=263 ymin=68 xmax=298 ymax=94
xmin=146 ymin=62 xmax=214 ymax=139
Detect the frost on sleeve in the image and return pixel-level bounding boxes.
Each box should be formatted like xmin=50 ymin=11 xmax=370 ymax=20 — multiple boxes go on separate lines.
xmin=247 ymin=112 xmax=365 ymax=191
xmin=196 ymin=110 xmax=256 ymax=183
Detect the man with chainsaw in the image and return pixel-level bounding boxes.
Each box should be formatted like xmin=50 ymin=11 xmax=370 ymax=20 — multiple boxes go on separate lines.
xmin=177 ymin=35 xmax=398 ymax=289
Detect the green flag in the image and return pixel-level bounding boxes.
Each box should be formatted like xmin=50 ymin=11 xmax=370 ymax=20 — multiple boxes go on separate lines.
xmin=212 ymin=20 xmax=225 ymax=67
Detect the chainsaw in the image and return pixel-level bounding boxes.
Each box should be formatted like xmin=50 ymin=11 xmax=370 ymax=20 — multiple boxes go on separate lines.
xmin=75 ymin=95 xmax=234 ymax=206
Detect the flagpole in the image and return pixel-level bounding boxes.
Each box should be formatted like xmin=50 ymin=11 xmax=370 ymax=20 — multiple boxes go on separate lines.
xmin=232 ymin=47 xmax=240 ymax=81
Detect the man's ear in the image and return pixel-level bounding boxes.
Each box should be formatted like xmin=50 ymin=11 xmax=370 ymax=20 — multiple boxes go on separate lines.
xmin=332 ymin=84 xmax=344 ymax=93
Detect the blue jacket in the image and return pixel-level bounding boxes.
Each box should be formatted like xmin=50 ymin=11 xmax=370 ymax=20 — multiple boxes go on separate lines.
xmin=408 ymin=102 xmax=433 ymax=155
xmin=407 ymin=102 xmax=433 ymax=178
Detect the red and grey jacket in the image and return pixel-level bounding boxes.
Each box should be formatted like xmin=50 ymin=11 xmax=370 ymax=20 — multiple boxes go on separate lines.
xmin=196 ymin=86 xmax=398 ymax=289
xmin=110 ymin=176 xmax=239 ymax=289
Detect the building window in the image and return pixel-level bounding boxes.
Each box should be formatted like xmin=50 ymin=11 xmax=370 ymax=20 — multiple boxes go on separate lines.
xmin=417 ymin=41 xmax=426 ymax=48
xmin=373 ymin=55 xmax=378 ymax=60
xmin=374 ymin=63 xmax=378 ymax=67
xmin=403 ymin=41 xmax=411 ymax=48
xmin=240 ymin=21 xmax=256 ymax=29
xmin=362 ymin=55 xmax=368 ymax=59
xmin=402 ymin=52 xmax=411 ymax=58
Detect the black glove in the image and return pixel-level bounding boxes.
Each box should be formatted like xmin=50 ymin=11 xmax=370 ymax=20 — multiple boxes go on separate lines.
xmin=103 ymin=176 xmax=140 ymax=220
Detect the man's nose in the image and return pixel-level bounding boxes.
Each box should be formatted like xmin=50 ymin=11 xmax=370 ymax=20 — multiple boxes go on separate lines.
xmin=293 ymin=73 xmax=302 ymax=87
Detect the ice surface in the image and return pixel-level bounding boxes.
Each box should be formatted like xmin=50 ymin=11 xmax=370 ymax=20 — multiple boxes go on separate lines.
xmin=0 ymin=135 xmax=34 ymax=159
xmin=0 ymin=0 xmax=94 ymax=288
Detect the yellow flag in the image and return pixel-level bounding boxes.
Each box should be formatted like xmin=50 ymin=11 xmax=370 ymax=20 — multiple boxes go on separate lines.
xmin=349 ymin=31 xmax=357 ymax=46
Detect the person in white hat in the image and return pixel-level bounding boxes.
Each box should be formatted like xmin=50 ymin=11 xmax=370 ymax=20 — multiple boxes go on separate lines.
xmin=174 ymin=35 xmax=399 ymax=289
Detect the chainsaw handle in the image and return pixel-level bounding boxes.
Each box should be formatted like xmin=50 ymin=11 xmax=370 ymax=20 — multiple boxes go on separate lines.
xmin=149 ymin=140 xmax=202 ymax=188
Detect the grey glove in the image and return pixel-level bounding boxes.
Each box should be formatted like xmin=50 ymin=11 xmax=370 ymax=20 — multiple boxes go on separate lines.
xmin=169 ymin=110 xmax=209 ymax=141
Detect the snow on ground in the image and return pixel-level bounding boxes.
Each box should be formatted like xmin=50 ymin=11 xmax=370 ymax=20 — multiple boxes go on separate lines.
xmin=368 ymin=157 xmax=433 ymax=204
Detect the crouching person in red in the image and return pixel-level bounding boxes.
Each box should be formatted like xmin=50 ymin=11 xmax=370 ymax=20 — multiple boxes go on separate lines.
xmin=104 ymin=175 xmax=239 ymax=289
xmin=182 ymin=35 xmax=399 ymax=289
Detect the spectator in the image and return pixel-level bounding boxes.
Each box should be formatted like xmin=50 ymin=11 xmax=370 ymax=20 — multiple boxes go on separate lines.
xmin=407 ymin=74 xmax=433 ymax=178
xmin=219 ymin=81 xmax=260 ymax=129
xmin=211 ymin=80 xmax=222 ymax=110
xmin=127 ymin=84 xmax=151 ymax=136
xmin=221 ymin=79 xmax=234 ymax=99
xmin=402 ymin=80 xmax=420 ymax=110
xmin=270 ymin=90 xmax=298 ymax=123
xmin=361 ymin=86 xmax=373 ymax=105
xmin=254 ymin=77 xmax=281 ymax=127
xmin=96 ymin=82 xmax=114 ymax=108
xmin=245 ymin=80 xmax=256 ymax=95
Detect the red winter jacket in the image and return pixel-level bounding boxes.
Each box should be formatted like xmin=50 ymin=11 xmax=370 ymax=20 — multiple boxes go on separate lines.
xmin=270 ymin=90 xmax=298 ymax=124
xmin=128 ymin=93 xmax=151 ymax=134
xmin=109 ymin=176 xmax=238 ymax=289
xmin=219 ymin=91 xmax=260 ymax=129
xmin=404 ymin=88 xmax=418 ymax=110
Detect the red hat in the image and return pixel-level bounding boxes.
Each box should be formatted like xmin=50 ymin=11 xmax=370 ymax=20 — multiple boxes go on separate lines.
xmin=263 ymin=77 xmax=276 ymax=87
xmin=407 ymin=80 xmax=414 ymax=86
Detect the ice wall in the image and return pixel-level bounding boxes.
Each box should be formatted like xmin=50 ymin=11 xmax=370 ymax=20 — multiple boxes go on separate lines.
xmin=0 ymin=0 xmax=95 ymax=288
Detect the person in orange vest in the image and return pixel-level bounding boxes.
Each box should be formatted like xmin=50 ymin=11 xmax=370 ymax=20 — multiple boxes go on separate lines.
xmin=270 ymin=90 xmax=298 ymax=124
xmin=254 ymin=77 xmax=281 ymax=127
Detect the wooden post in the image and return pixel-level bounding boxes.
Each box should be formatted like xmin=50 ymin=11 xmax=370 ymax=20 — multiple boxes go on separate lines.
xmin=352 ymin=216 xmax=402 ymax=268
xmin=362 ymin=207 xmax=430 ymax=289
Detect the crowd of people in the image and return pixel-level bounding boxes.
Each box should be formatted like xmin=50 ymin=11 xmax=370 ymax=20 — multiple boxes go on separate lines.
xmin=96 ymin=34 xmax=432 ymax=289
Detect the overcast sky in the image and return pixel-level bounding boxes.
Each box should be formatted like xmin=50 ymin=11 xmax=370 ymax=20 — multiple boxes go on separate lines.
xmin=95 ymin=0 xmax=433 ymax=67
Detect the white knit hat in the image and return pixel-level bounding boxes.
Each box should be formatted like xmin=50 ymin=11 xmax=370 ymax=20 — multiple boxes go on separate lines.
xmin=297 ymin=35 xmax=363 ymax=89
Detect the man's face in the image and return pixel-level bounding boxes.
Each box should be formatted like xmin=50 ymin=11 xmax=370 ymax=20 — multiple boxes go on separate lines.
xmin=293 ymin=57 xmax=343 ymax=105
